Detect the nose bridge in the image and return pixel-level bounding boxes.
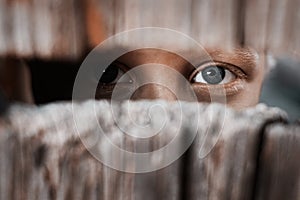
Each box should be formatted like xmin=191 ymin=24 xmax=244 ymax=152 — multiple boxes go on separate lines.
xmin=119 ymin=49 xmax=196 ymax=101
xmin=131 ymin=65 xmax=179 ymax=101
xmin=131 ymin=83 xmax=178 ymax=101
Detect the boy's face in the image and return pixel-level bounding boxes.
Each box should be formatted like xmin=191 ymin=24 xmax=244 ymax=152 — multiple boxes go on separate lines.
xmin=96 ymin=48 xmax=266 ymax=109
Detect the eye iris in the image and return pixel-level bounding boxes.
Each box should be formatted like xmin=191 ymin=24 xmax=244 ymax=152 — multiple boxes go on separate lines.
xmin=99 ymin=64 xmax=119 ymax=84
xmin=202 ymin=66 xmax=225 ymax=84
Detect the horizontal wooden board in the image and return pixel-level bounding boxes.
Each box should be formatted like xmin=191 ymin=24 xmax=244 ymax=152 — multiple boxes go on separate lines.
xmin=0 ymin=100 xmax=292 ymax=199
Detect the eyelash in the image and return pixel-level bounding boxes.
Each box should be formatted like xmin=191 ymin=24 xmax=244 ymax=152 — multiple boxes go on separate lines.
xmin=189 ymin=61 xmax=247 ymax=83
xmin=189 ymin=61 xmax=247 ymax=96
xmin=98 ymin=61 xmax=247 ymax=97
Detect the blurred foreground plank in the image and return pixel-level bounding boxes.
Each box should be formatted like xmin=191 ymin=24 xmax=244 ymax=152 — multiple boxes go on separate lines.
xmin=0 ymin=100 xmax=299 ymax=200
xmin=185 ymin=106 xmax=282 ymax=200
xmin=255 ymin=124 xmax=300 ymax=200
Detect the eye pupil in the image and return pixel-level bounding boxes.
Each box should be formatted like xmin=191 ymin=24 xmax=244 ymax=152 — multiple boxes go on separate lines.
xmin=202 ymin=66 xmax=225 ymax=84
xmin=100 ymin=64 xmax=119 ymax=83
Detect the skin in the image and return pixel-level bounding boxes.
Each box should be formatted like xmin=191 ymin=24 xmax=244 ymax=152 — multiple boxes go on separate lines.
xmin=96 ymin=48 xmax=266 ymax=109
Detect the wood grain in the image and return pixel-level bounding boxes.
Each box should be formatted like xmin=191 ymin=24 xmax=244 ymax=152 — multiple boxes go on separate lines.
xmin=184 ymin=104 xmax=286 ymax=200
xmin=0 ymin=0 xmax=85 ymax=59
xmin=0 ymin=0 xmax=300 ymax=59
xmin=254 ymin=124 xmax=300 ymax=200
xmin=0 ymin=100 xmax=294 ymax=200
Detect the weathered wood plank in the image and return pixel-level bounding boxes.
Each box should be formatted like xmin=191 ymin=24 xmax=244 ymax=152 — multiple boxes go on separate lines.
xmin=0 ymin=0 xmax=10 ymax=55
xmin=244 ymin=0 xmax=270 ymax=52
xmin=0 ymin=101 xmax=187 ymax=199
xmin=0 ymin=100 xmax=289 ymax=200
xmin=1 ymin=0 xmax=300 ymax=59
xmin=185 ymin=104 xmax=286 ymax=200
xmin=0 ymin=0 xmax=85 ymax=59
xmin=33 ymin=0 xmax=86 ymax=59
xmin=191 ymin=0 xmax=242 ymax=49
xmin=244 ymin=0 xmax=300 ymax=57
xmin=254 ymin=124 xmax=300 ymax=200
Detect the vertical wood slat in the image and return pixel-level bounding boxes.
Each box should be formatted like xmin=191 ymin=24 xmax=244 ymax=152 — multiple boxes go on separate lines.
xmin=85 ymin=0 xmax=300 ymax=57
xmin=0 ymin=0 xmax=10 ymax=55
xmin=92 ymin=0 xmax=300 ymax=55
xmin=244 ymin=0 xmax=300 ymax=56
xmin=265 ymin=0 xmax=293 ymax=55
xmin=0 ymin=0 xmax=300 ymax=59
xmin=93 ymin=0 xmax=193 ymax=49
xmin=185 ymin=105 xmax=285 ymax=200
xmin=32 ymin=0 xmax=85 ymax=59
xmin=0 ymin=0 xmax=85 ymax=59
xmin=92 ymin=0 xmax=240 ymax=50
xmin=191 ymin=0 xmax=242 ymax=49
xmin=244 ymin=0 xmax=270 ymax=52
xmin=10 ymin=0 xmax=33 ymax=57
xmin=255 ymin=124 xmax=300 ymax=200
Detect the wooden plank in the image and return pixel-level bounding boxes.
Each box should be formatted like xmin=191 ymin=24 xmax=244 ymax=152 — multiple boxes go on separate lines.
xmin=244 ymin=0 xmax=270 ymax=52
xmin=0 ymin=0 xmax=85 ymax=59
xmin=91 ymin=0 xmax=240 ymax=50
xmin=0 ymin=100 xmax=288 ymax=199
xmin=245 ymin=0 xmax=300 ymax=57
xmin=191 ymin=0 xmax=242 ymax=49
xmin=0 ymin=0 xmax=10 ymax=55
xmin=288 ymin=0 xmax=300 ymax=57
xmin=10 ymin=0 xmax=34 ymax=57
xmin=85 ymin=0 xmax=300 ymax=57
xmin=0 ymin=0 xmax=300 ymax=59
xmin=254 ymin=124 xmax=300 ymax=200
xmin=0 ymin=101 xmax=186 ymax=199
xmin=185 ymin=104 xmax=286 ymax=200
xmin=91 ymin=0 xmax=194 ymax=49
xmin=31 ymin=0 xmax=85 ymax=59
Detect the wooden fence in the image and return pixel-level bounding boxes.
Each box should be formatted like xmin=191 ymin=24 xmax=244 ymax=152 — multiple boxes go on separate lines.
xmin=0 ymin=0 xmax=299 ymax=60
xmin=0 ymin=100 xmax=298 ymax=200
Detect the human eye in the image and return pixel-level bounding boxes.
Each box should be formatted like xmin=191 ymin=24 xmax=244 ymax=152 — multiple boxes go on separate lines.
xmin=192 ymin=64 xmax=235 ymax=84
xmin=189 ymin=61 xmax=247 ymax=96
xmin=190 ymin=61 xmax=243 ymax=84
xmin=99 ymin=62 xmax=130 ymax=85
xmin=96 ymin=62 xmax=133 ymax=99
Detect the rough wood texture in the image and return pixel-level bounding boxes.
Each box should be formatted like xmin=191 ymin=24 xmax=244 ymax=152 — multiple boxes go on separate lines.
xmin=0 ymin=0 xmax=300 ymax=59
xmin=0 ymin=100 xmax=188 ymax=200
xmin=0 ymin=100 xmax=295 ymax=199
xmin=184 ymin=105 xmax=286 ymax=200
xmin=254 ymin=124 xmax=300 ymax=200
xmin=0 ymin=0 xmax=85 ymax=59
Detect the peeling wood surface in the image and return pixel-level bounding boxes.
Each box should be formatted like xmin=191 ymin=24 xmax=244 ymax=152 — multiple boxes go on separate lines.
xmin=0 ymin=100 xmax=298 ymax=199
xmin=0 ymin=0 xmax=299 ymax=59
